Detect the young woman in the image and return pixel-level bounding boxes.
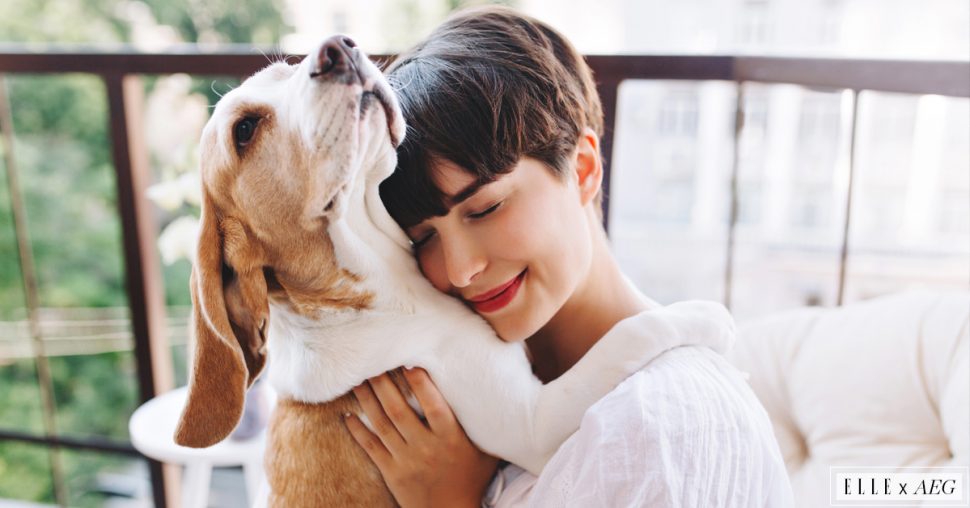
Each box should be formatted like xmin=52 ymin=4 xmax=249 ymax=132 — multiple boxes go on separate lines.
xmin=343 ymin=6 xmax=793 ymax=507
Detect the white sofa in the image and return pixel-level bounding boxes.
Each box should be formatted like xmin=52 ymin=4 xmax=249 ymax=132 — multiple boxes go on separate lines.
xmin=728 ymin=290 xmax=970 ymax=507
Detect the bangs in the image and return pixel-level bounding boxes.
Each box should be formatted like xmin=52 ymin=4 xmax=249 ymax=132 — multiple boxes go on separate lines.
xmin=378 ymin=58 xmax=520 ymax=229
xmin=377 ymin=148 xmax=454 ymax=231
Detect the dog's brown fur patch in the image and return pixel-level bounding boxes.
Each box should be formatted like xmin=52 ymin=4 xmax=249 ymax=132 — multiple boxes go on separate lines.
xmin=267 ymin=372 xmax=412 ymax=507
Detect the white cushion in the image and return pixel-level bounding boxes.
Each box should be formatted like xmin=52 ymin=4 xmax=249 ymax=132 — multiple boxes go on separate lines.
xmin=728 ymin=291 xmax=970 ymax=508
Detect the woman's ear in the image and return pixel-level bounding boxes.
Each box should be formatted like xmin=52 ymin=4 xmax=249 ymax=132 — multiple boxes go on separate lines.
xmin=573 ymin=127 xmax=603 ymax=206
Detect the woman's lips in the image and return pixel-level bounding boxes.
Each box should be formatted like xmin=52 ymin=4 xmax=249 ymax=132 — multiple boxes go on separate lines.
xmin=468 ymin=271 xmax=526 ymax=314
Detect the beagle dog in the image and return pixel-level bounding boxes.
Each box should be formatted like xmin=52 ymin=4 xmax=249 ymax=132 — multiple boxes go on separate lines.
xmin=174 ymin=35 xmax=735 ymax=506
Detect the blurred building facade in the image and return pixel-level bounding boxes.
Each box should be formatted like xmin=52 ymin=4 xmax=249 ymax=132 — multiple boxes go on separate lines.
xmin=587 ymin=0 xmax=968 ymax=317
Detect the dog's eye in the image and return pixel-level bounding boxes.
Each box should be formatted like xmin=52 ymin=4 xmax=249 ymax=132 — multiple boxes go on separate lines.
xmin=233 ymin=116 xmax=260 ymax=148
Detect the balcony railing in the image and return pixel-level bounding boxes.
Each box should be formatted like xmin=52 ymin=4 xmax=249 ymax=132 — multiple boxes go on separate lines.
xmin=0 ymin=49 xmax=967 ymax=507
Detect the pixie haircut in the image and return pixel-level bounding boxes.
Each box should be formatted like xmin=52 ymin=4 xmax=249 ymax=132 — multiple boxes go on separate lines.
xmin=378 ymin=6 xmax=604 ymax=230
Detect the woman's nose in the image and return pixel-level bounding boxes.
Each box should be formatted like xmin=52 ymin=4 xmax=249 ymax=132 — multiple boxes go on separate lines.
xmin=441 ymin=230 xmax=486 ymax=289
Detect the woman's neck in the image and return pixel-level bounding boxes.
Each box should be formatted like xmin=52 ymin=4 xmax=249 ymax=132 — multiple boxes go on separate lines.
xmin=526 ymin=219 xmax=649 ymax=382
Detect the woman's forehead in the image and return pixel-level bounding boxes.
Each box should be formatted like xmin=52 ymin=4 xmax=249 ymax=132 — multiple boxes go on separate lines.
xmin=429 ymin=159 xmax=492 ymax=205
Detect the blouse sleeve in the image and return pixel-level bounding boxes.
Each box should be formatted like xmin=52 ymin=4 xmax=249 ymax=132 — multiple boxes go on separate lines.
xmin=485 ymin=347 xmax=793 ymax=508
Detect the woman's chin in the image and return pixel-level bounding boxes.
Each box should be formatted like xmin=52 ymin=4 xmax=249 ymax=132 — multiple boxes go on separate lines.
xmin=488 ymin=311 xmax=544 ymax=344
xmin=496 ymin=329 xmax=529 ymax=343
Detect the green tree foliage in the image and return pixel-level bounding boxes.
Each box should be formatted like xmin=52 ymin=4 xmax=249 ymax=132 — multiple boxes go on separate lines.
xmin=0 ymin=0 xmax=130 ymax=44
xmin=2 ymin=75 xmax=125 ymax=311
xmin=0 ymin=442 xmax=54 ymax=502
xmin=142 ymin=0 xmax=289 ymax=44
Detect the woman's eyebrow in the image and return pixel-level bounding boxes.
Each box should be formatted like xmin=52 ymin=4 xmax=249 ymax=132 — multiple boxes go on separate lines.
xmin=447 ymin=179 xmax=490 ymax=206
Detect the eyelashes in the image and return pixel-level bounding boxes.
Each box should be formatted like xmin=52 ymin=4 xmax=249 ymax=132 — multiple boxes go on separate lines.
xmin=410 ymin=200 xmax=505 ymax=250
xmin=412 ymin=231 xmax=434 ymax=249
xmin=468 ymin=201 xmax=502 ymax=219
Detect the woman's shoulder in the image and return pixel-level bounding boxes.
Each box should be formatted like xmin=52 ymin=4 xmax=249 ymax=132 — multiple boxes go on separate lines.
xmin=521 ymin=346 xmax=794 ymax=507
xmin=586 ymin=346 xmax=771 ymax=436
xmin=632 ymin=345 xmax=747 ymax=394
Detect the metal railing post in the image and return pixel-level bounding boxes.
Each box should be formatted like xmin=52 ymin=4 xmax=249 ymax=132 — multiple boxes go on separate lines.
xmin=103 ymin=72 xmax=178 ymax=508
xmin=597 ymin=77 xmax=622 ymax=233
xmin=837 ymin=89 xmax=861 ymax=305
xmin=724 ymin=83 xmax=745 ymax=309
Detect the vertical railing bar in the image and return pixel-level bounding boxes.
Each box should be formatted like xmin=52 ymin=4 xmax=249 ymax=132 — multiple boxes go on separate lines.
xmin=0 ymin=74 xmax=69 ymax=506
xmin=597 ymin=77 xmax=621 ymax=234
xmin=836 ymin=89 xmax=861 ymax=306
xmin=103 ymin=72 xmax=176 ymax=508
xmin=724 ymin=81 xmax=745 ymax=310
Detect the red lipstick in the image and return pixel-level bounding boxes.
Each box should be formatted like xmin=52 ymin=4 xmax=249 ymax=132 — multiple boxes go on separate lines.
xmin=467 ymin=271 xmax=526 ymax=314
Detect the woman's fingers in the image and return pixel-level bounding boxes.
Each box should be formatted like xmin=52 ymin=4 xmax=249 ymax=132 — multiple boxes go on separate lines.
xmin=402 ymin=367 xmax=459 ymax=434
xmin=344 ymin=413 xmax=392 ymax=468
xmin=352 ymin=380 xmax=407 ymax=454
xmin=368 ymin=372 xmax=427 ymax=443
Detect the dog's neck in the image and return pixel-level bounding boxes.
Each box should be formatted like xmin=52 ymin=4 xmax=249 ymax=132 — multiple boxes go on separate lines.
xmin=263 ymin=146 xmax=483 ymax=402
xmin=259 ymin=142 xmax=432 ymax=316
xmin=332 ymin=147 xmax=426 ymax=310
xmin=257 ymin=141 xmax=413 ymax=314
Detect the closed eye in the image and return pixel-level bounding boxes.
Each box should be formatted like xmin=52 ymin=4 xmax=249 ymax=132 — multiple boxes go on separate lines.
xmin=411 ymin=230 xmax=435 ymax=250
xmin=411 ymin=201 xmax=502 ymax=250
xmin=468 ymin=202 xmax=502 ymax=220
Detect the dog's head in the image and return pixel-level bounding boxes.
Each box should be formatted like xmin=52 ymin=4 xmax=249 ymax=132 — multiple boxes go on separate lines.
xmin=174 ymin=36 xmax=405 ymax=448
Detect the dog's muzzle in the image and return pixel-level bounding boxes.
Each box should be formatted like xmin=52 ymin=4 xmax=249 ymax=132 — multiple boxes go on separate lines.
xmin=310 ymin=35 xmax=359 ymax=81
xmin=309 ymin=35 xmax=402 ymax=148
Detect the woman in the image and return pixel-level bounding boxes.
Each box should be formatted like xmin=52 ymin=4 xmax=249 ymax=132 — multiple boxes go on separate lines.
xmin=343 ymin=6 xmax=793 ymax=507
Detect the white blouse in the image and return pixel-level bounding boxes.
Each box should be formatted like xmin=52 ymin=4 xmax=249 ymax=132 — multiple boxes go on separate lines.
xmin=484 ymin=310 xmax=794 ymax=507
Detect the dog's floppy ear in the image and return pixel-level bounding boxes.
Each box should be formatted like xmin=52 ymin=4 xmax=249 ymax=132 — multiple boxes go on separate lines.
xmin=174 ymin=190 xmax=269 ymax=448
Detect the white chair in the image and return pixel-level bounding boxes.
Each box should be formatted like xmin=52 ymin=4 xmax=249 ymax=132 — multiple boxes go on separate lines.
xmin=129 ymin=386 xmax=267 ymax=508
xmin=729 ymin=290 xmax=970 ymax=507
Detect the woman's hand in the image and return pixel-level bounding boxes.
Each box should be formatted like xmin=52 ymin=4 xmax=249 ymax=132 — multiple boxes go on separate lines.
xmin=345 ymin=367 xmax=499 ymax=508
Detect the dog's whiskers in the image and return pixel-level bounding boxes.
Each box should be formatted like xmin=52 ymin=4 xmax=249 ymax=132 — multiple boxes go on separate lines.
xmin=276 ymin=49 xmax=297 ymax=66
xmin=373 ymin=55 xmax=394 ymax=72
xmin=257 ymin=47 xmax=277 ymax=66
xmin=210 ymin=81 xmax=222 ymax=98
xmin=209 ymin=80 xmax=236 ymax=103
xmin=257 ymin=46 xmax=296 ymax=66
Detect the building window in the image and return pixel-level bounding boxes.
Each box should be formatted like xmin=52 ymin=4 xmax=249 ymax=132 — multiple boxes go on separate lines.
xmin=655 ymin=91 xmax=699 ymax=138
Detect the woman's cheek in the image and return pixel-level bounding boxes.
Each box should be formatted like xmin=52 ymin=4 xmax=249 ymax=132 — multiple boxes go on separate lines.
xmin=417 ymin=245 xmax=451 ymax=294
xmin=493 ymin=206 xmax=535 ymax=249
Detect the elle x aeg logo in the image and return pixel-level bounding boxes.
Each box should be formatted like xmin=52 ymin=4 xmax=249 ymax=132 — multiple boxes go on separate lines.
xmin=843 ymin=476 xmax=956 ymax=496
xmin=831 ymin=467 xmax=969 ymax=506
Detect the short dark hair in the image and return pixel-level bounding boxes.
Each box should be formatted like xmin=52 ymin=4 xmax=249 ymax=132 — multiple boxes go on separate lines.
xmin=378 ymin=6 xmax=604 ymax=230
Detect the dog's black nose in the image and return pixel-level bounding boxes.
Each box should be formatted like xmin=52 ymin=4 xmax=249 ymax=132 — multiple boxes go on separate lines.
xmin=311 ymin=35 xmax=357 ymax=78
